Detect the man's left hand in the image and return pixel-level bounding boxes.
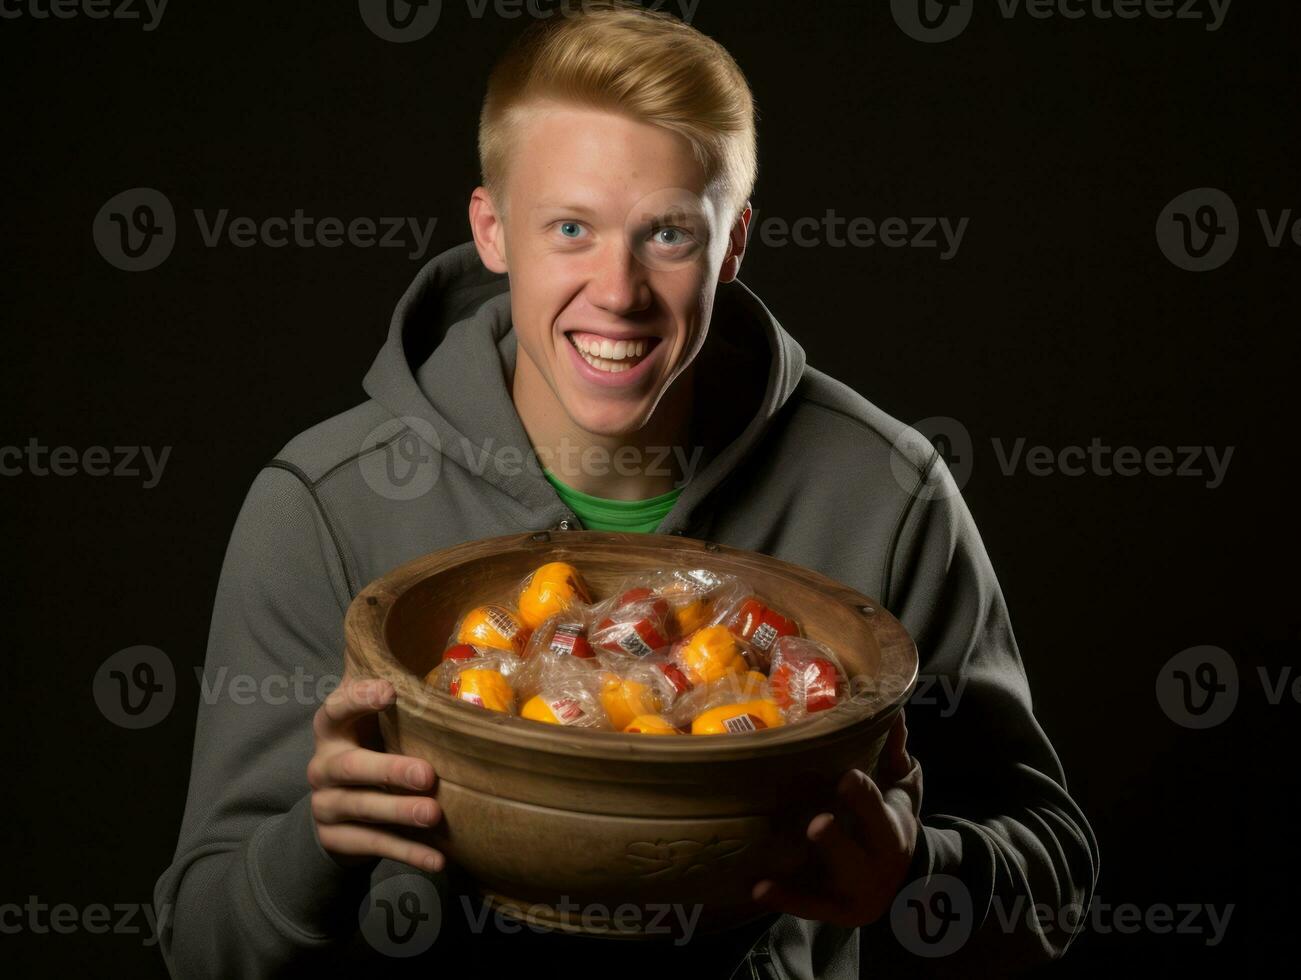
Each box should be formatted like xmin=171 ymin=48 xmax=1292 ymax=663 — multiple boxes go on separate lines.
xmin=751 ymin=708 xmax=923 ymax=928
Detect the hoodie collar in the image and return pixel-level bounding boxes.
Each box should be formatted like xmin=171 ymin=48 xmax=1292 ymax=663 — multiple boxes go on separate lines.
xmin=361 ymin=240 xmax=807 ymax=535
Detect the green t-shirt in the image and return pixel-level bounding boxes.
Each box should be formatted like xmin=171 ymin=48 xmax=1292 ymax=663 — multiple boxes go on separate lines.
xmin=542 ymin=467 xmax=683 ymax=533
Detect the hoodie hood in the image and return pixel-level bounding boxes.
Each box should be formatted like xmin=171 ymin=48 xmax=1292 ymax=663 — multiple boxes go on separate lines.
xmin=361 ymin=240 xmax=806 ymax=536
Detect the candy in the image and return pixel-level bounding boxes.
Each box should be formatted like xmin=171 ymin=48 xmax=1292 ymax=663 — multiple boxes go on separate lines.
xmin=726 ymin=596 xmax=799 ymax=667
xmin=425 ymin=562 xmax=856 ymax=736
xmin=447 ymin=667 xmax=515 ymax=714
xmin=456 ymin=604 xmax=527 ymax=657
xmin=624 ymin=714 xmax=681 ymax=735
xmin=591 ymin=587 xmax=671 ymax=658
xmin=518 ymin=561 xmax=592 ymax=631
xmin=598 ymin=671 xmax=664 ymax=731
xmin=690 ymin=699 xmax=785 ymax=735
xmin=674 ymin=624 xmax=749 ymax=687
xmin=520 ymin=689 xmax=606 ymax=728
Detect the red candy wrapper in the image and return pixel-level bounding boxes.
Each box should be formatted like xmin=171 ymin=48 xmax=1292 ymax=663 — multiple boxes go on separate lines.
xmin=767 ymin=636 xmax=849 ymax=719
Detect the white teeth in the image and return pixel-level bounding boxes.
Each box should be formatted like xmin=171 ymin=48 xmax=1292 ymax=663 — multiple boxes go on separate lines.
xmin=569 ymin=333 xmax=653 ymax=372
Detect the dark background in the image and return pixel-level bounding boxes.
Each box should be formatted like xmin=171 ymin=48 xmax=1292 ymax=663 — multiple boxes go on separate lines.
xmin=2 ymin=0 xmax=1295 ymax=975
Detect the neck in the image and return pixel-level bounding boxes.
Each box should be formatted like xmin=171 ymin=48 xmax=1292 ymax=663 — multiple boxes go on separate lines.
xmin=511 ymin=344 xmax=697 ymax=501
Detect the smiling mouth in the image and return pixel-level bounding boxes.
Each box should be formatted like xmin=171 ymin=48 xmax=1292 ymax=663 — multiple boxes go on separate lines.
xmin=565 ymin=330 xmax=662 ymax=374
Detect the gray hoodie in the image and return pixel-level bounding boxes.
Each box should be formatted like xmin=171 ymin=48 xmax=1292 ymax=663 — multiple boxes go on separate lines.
xmin=154 ymin=241 xmax=1099 ymax=979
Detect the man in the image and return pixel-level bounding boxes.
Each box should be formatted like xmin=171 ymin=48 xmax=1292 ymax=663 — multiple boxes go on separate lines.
xmin=155 ymin=3 xmax=1098 ymax=977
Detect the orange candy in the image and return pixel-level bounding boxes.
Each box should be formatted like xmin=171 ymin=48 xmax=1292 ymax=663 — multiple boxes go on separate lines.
xmin=518 ymin=562 xmax=592 ymax=631
xmin=690 ymin=699 xmax=785 ymax=735
xmin=521 ymin=692 xmax=600 ymax=726
xmin=624 ymin=714 xmax=680 ymax=735
xmin=598 ymin=671 xmax=663 ymax=731
xmin=448 ymin=667 xmax=515 ymax=714
xmin=676 ymin=625 xmax=749 ymax=687
xmin=457 ymin=604 xmax=527 ymax=656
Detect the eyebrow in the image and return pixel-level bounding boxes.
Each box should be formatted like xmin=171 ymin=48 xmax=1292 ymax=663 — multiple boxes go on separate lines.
xmin=534 ymin=201 xmax=600 ymax=215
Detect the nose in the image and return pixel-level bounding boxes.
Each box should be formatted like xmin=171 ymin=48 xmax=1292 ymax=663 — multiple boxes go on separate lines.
xmin=585 ymin=240 xmax=652 ymax=317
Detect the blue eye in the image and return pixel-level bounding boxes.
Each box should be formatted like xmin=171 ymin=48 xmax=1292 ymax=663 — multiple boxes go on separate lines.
xmin=559 ymin=221 xmax=583 ymax=239
xmin=655 ymin=227 xmax=685 ymax=246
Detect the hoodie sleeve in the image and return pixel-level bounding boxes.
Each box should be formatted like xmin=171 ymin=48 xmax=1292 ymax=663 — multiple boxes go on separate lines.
xmin=857 ymin=451 xmax=1101 ymax=976
xmin=153 ymin=464 xmax=378 ymax=978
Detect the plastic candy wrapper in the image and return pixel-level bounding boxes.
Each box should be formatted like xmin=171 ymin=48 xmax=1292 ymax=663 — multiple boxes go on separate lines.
xmin=513 ymin=561 xmax=593 ymax=632
xmin=716 ymin=592 xmax=802 ymax=672
xmin=767 ymin=635 xmax=850 ymax=721
xmin=648 ymin=567 xmax=750 ymax=639
xmin=423 ymin=654 xmax=522 ymax=715
xmin=623 ymin=714 xmax=682 ymax=735
xmin=423 ymin=558 xmax=852 ymax=736
xmin=587 ymin=582 xmax=675 ymax=660
xmin=512 ymin=614 xmax=602 ymax=702
xmin=668 ymin=623 xmax=757 ymax=689
xmin=450 ymin=603 xmax=530 ymax=658
xmin=663 ymin=667 xmax=780 ymax=731
xmin=520 ymin=679 xmax=610 ymax=729
xmin=596 ymin=659 xmax=684 ymax=730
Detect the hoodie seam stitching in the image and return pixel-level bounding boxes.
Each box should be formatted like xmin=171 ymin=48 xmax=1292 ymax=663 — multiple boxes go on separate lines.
xmin=800 ymin=396 xmax=928 ymax=481
xmin=265 ymin=460 xmax=359 ymax=598
xmin=881 ymin=449 xmax=941 ymax=608
xmin=308 ymin=431 xmax=404 ymax=490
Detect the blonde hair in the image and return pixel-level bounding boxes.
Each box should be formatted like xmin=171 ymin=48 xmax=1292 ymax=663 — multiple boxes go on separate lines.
xmin=478 ymin=0 xmax=758 ymax=226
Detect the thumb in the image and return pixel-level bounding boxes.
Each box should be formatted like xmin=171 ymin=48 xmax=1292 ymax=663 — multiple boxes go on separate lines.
xmin=883 ymin=710 xmax=911 ymax=783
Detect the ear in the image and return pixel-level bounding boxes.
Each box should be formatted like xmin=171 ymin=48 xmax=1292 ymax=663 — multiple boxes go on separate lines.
xmin=469 ymin=187 xmax=508 ymax=274
xmin=718 ymin=200 xmax=752 ymax=285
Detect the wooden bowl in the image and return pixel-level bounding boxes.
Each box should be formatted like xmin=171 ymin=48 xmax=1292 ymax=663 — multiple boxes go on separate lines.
xmin=345 ymin=530 xmax=917 ymax=939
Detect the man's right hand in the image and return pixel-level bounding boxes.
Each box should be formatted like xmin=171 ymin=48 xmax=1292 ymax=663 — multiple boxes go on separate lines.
xmin=308 ymin=677 xmax=446 ymax=873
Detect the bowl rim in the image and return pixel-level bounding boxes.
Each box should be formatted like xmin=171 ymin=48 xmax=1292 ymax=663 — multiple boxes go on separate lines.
xmin=345 ymin=530 xmax=918 ymax=762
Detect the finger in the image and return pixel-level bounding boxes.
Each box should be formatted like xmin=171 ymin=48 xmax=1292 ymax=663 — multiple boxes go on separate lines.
xmin=318 ymin=822 xmax=446 ymax=874
xmin=881 ymin=710 xmax=911 ymax=783
xmin=316 ymin=678 xmax=396 ymax=736
xmin=308 ymin=746 xmax=435 ymax=792
xmin=807 ymin=811 xmax=874 ymax=896
xmin=883 ymin=755 xmax=924 ymax=817
xmin=752 ymin=876 xmax=846 ymax=924
xmin=312 ymin=787 xmax=441 ymax=830
xmin=838 ymin=768 xmax=901 ymax=846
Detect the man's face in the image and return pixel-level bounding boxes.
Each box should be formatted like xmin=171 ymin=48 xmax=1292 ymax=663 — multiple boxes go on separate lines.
xmin=473 ymin=102 xmax=747 ymax=438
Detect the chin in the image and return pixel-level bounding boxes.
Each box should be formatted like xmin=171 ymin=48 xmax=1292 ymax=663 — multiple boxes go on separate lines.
xmin=565 ymin=398 xmax=653 ymax=439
